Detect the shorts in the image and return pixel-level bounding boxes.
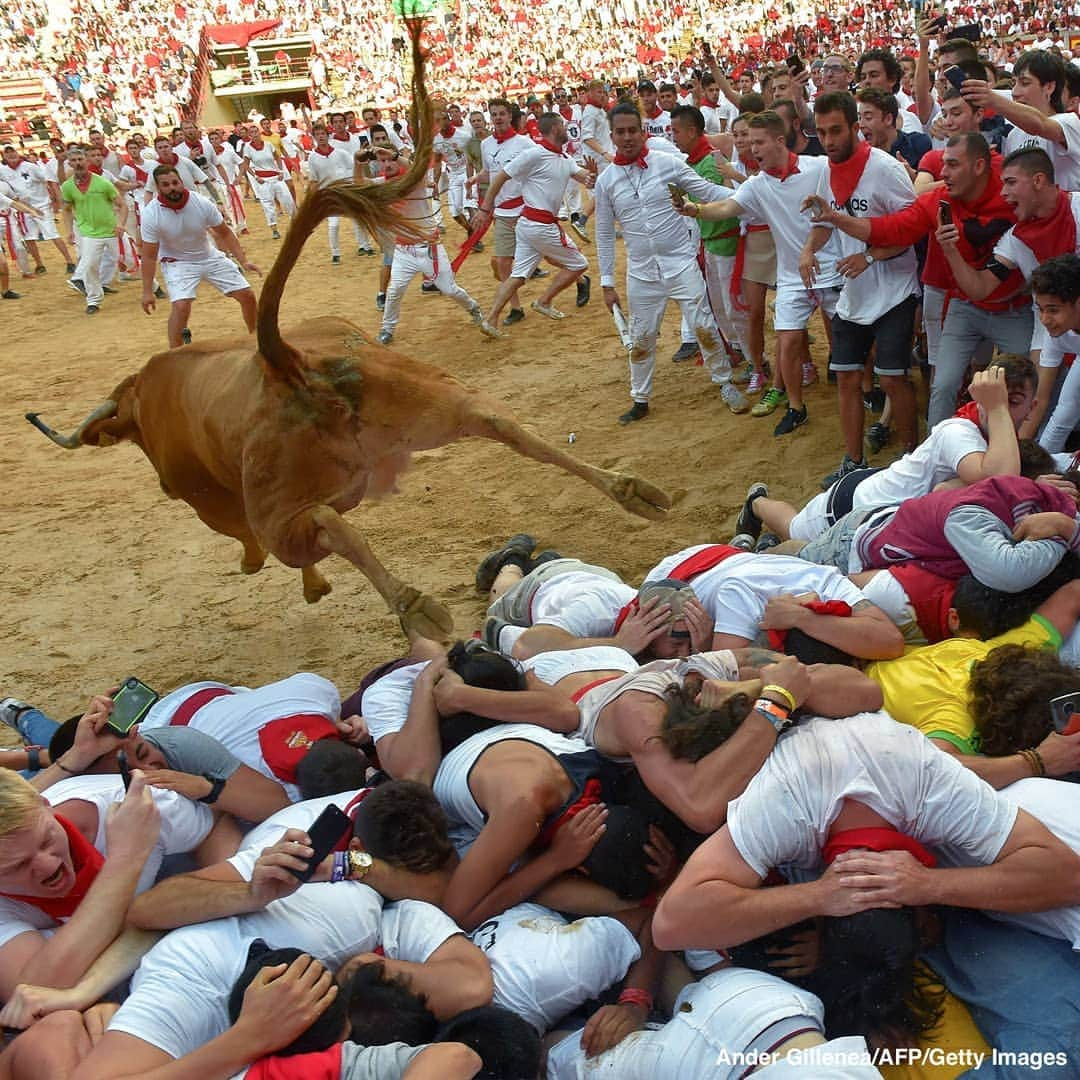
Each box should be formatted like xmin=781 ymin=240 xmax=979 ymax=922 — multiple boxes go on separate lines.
xmin=788 ymin=466 xmax=880 ymax=543
xmin=796 ymin=506 xmax=879 ymax=570
xmin=742 ymin=228 xmax=776 ymax=288
xmin=22 ymin=209 xmax=60 ymax=242
xmin=160 ymin=251 xmax=250 ymax=302
xmin=493 ymin=214 xmax=518 ymax=258
xmin=773 ymin=284 xmax=841 ymax=332
xmin=830 ymin=294 xmax=919 ymax=374
xmin=510 ymin=218 xmax=588 ymax=280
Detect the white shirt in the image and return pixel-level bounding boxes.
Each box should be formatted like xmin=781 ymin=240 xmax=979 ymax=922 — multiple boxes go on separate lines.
xmin=0 ymin=158 xmax=50 ymax=210
xmin=140 ymin=190 xmax=223 ymax=261
xmin=557 ymin=105 xmax=583 ymax=158
xmin=141 ymin=155 xmax=207 ymax=197
xmin=481 ymin=133 xmax=534 ymax=216
xmin=994 ymin=191 xmax=1080 ymax=278
xmin=642 ymin=108 xmax=674 ymax=143
xmin=213 ymin=142 xmax=243 ymax=184
xmin=360 ymin=661 xmax=428 ymax=745
xmin=469 ymin=902 xmax=639 ymax=1034
xmin=0 ymin=776 xmax=213 ymax=949
xmin=729 ymin=156 xmax=842 ymax=290
xmin=503 ymin=142 xmax=576 ymax=215
xmin=702 ymin=97 xmax=738 ymax=135
xmin=826 ymin=148 xmax=920 ymax=324
xmin=644 ymin=545 xmax=867 ymax=641
xmin=728 ymin=712 xmax=1017 ymax=880
xmin=580 ymin=102 xmax=614 ymax=163
xmin=433 ymin=126 xmax=472 ymax=175
xmin=594 ymin=149 xmax=728 ymax=287
xmin=176 ymin=136 xmax=217 ymax=173
xmin=241 ymin=140 xmax=282 ymax=177
xmin=528 ymin=569 xmax=636 ymax=637
xmin=306 ymin=145 xmax=356 ymax=186
xmin=1002 ymin=107 xmax=1080 ymax=192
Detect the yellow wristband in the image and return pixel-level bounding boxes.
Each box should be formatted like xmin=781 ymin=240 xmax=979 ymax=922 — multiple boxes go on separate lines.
xmin=761 ymin=684 xmax=797 ymax=713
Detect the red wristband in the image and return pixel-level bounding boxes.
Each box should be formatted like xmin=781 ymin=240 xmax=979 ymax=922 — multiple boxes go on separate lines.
xmin=618 ymin=988 xmax=653 ymax=1012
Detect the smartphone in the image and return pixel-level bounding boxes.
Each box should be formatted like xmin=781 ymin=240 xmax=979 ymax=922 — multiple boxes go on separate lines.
xmin=952 ymin=22 xmax=981 ymax=41
xmin=943 ymin=65 xmax=967 ymax=92
xmin=1051 ymin=692 xmax=1080 ymax=736
xmin=938 ymin=200 xmax=953 ymax=225
xmin=108 ymin=677 xmax=159 ymax=736
xmin=668 ymin=183 xmax=687 ymax=208
xmin=786 ymin=53 xmax=805 ymax=75
xmin=928 ymin=13 xmax=947 ymax=31
xmin=287 ymin=804 xmax=353 ymax=882
xmin=118 ymin=749 xmax=132 ymax=792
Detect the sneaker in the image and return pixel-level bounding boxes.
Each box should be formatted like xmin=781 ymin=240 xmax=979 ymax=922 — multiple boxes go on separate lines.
xmin=618 ymin=401 xmax=649 ymax=425
xmin=751 ymin=387 xmax=787 ymax=417
xmin=863 ymin=388 xmax=886 ymax=413
xmin=181 ymin=328 xmax=192 ymax=345
xmin=801 ymin=361 xmax=818 ymax=387
xmin=576 ymin=274 xmax=591 ymax=308
xmin=421 ymin=281 xmax=439 ymax=294
xmin=154 ymin=286 xmax=166 ymax=299
xmin=866 ymin=421 xmax=891 ymax=455
xmin=472 ymin=241 xmax=484 ymax=253
xmin=68 ymin=278 xmax=86 ymax=295
xmin=65 ymin=262 xmax=76 ymax=274
xmin=747 ymin=370 xmax=766 ymax=395
xmin=531 ymin=299 xmax=565 ymax=320
xmin=671 ymin=341 xmax=700 ymax=363
xmin=821 ymin=454 xmax=867 ymax=489
xmin=1 ymin=289 xmax=20 ymax=300
xmin=118 ymin=271 xmax=138 ymax=282
xmin=731 ymin=360 xmax=753 ymax=386
xmin=86 ymin=304 xmax=100 ymax=315
xmin=528 ymin=549 xmax=563 ymax=571
xmin=0 ymin=699 xmax=32 ymax=731
xmin=773 ymin=405 xmax=808 ymax=436
xmin=735 ymin=482 xmax=768 ymax=540
xmin=377 ymin=330 xmax=393 ymax=345
xmin=331 ymin=254 xmax=341 ymax=264
xmin=503 ymin=308 xmax=525 ymax=326
xmin=376 ymin=292 xmax=386 ymax=311
xmin=34 ymin=265 xmax=46 ymax=276
xmin=469 ymin=304 xmax=484 ymax=325
xmin=755 ymin=532 xmax=782 ymax=553
xmin=479 ymin=319 xmax=504 ymax=339
xmin=730 ymin=533 xmax=756 ymax=551
xmin=361 ymin=247 xmax=376 ymax=257
xmin=720 ymin=383 xmax=750 ymax=414
xmin=475 ymin=533 xmax=536 ymax=593
xmin=102 ymin=285 xmax=118 ymax=294
xmin=570 ymin=217 xmax=590 ymax=242
xmin=531 ymin=268 xmax=549 ymax=279
xmin=272 ymin=227 xmax=281 ymax=239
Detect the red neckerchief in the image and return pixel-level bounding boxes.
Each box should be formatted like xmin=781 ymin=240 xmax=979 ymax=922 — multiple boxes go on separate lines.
xmin=248 ymin=138 xmax=265 ymax=151
xmin=494 ymin=127 xmax=517 ymax=143
xmin=439 ymin=125 xmax=455 ymax=139
xmin=332 ymin=788 xmax=373 ymax=852
xmin=764 ymin=150 xmax=800 ymax=179
xmin=184 ymin=139 xmax=202 ymax=153
xmin=88 ymin=164 xmax=103 ymax=175
xmin=767 ymin=599 xmax=852 ymax=651
xmin=823 ymin=827 xmax=937 ymax=868
xmin=739 ymin=153 xmax=759 ymax=174
xmin=538 ymin=778 xmax=602 ymax=847
xmin=954 ymin=400 xmax=985 ymax=434
xmin=559 ymin=105 xmax=574 ymax=121
xmin=686 ymin=135 xmax=713 ymax=166
xmin=1015 ymin=189 xmax=1077 ymax=263
xmin=74 ymin=173 xmax=93 ymax=192
xmin=1 ymin=815 xmax=104 ymax=920
xmin=330 ymin=132 xmax=351 ymax=142
xmin=124 ymin=155 xmax=148 ymax=184
xmin=614 ymin=144 xmax=649 ymax=168
xmin=646 ymin=105 xmax=663 ymax=119
xmin=828 ymin=137 xmax=872 ymax=209
xmin=538 ymin=138 xmax=566 ymax=157
xmin=313 ymin=145 xmax=335 ymax=156
xmin=158 ymin=189 xmax=191 ymax=211
xmin=157 ymin=150 xmax=178 ymax=166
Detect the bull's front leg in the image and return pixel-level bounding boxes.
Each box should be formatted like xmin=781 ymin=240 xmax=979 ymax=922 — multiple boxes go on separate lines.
xmin=307 ymin=505 xmax=453 ymax=639
xmin=301 ymin=564 xmax=333 ymax=603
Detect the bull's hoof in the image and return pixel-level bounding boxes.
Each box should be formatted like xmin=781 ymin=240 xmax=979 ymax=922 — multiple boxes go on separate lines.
xmin=612 ymin=474 xmax=672 ymax=520
xmin=395 ymin=588 xmax=454 ymax=640
xmin=302 ymin=569 xmax=333 ymax=603
xmin=240 ymin=558 xmax=266 ymax=575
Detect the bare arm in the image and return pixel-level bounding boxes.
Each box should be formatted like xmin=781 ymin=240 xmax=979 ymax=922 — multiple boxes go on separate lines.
xmin=914 ymin=18 xmax=936 ymax=124
xmin=1019 ymin=364 xmax=1061 ymax=440
xmin=377 ymin=934 xmax=493 ymax=1019
xmin=433 ymin=672 xmax=579 ymax=733
xmin=208 ymin=222 xmax=255 ymax=268
xmin=126 ymin=860 xmax=258 ymax=929
xmin=954 ymin=368 xmax=1021 ymax=483
xmin=373 ymin=659 xmax=446 ymax=783
xmin=478 ymin=169 xmax=510 ymax=210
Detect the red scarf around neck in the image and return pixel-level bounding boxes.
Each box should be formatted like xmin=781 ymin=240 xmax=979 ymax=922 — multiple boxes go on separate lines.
xmin=739 ymin=153 xmax=759 ymax=174
xmin=331 ymin=132 xmax=351 ymax=142
xmin=687 ymin=135 xmax=713 ymax=166
xmin=494 ymin=127 xmax=517 ymax=143
xmin=559 ymin=106 xmax=574 ymax=120
xmin=158 ymin=189 xmax=191 ymax=211
xmin=646 ymin=105 xmax=663 ymax=120
xmin=823 ymin=827 xmax=937 ymax=868
xmin=538 ymin=138 xmax=566 ymax=157
xmin=313 ymin=144 xmax=335 ymax=156
xmin=614 ymin=144 xmax=649 ymax=168
xmin=1015 ymin=189 xmax=1077 ymax=263
xmin=764 ymin=150 xmax=799 ymax=180
xmin=158 ymin=150 xmax=178 ymax=166
xmin=954 ymin=400 xmax=986 ymax=433
xmin=767 ymin=599 xmax=852 ymax=651
xmin=828 ymin=138 xmax=872 ymax=210
xmin=1 ymin=814 xmax=104 ymax=920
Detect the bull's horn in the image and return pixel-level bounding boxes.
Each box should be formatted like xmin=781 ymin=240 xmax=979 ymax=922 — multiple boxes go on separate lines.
xmin=25 ymin=401 xmax=117 ymax=449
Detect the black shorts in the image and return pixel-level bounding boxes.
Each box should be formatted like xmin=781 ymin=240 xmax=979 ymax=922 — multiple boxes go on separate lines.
xmin=829 ymin=293 xmax=919 ymax=375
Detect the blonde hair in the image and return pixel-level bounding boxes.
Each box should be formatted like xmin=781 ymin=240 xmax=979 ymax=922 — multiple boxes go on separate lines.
xmin=0 ymin=771 xmax=44 ymax=838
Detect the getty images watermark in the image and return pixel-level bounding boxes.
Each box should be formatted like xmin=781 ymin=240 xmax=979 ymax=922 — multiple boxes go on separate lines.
xmin=717 ymin=1048 xmax=1071 ymax=1070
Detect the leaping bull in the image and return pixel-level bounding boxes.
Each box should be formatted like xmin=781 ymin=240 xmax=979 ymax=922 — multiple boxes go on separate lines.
xmin=25 ymin=22 xmax=670 ymax=639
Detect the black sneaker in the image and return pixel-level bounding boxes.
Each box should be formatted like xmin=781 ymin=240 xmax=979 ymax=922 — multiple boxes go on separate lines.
xmin=86 ymin=304 xmax=100 ymax=315
xmin=503 ymin=308 xmax=525 ymax=326
xmin=68 ymin=278 xmax=86 ymax=296
xmin=671 ymin=341 xmax=700 ymax=363
xmin=735 ymin=482 xmax=768 ymax=541
xmin=863 ymin=388 xmax=886 ymax=413
xmin=1 ymin=289 xmax=20 ymax=300
xmin=866 ymin=422 xmax=891 ymax=455
xmin=102 ymin=285 xmax=118 ymax=295
xmin=821 ymin=454 xmax=868 ymax=489
xmin=756 ymin=532 xmax=782 ymax=552
xmin=475 ymin=533 xmax=537 ymax=594
xmin=376 ymin=292 xmax=386 ymax=311
xmin=618 ymin=402 xmax=649 ymax=425
xmin=154 ymin=286 xmax=166 ymax=299
xmin=773 ymin=406 xmax=808 ymax=437
xmin=576 ymin=274 xmax=591 ymax=308
xmin=34 ymin=265 xmax=46 ymax=276
xmin=421 ymin=281 xmax=439 ymax=294
xmin=528 ymin=549 xmax=563 ymax=571
xmin=65 ymin=262 xmax=76 ymax=274
xmin=181 ymin=328 xmax=192 ymax=345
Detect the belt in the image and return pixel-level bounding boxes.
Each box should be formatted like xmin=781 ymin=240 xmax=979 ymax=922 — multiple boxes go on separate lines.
xmin=254 ymin=169 xmax=280 ymax=178
xmin=495 ymin=196 xmax=524 ymax=211
xmin=521 ymin=206 xmax=559 ymax=224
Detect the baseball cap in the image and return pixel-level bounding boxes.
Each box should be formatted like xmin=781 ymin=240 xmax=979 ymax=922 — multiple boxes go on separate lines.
xmin=636 ymin=578 xmax=698 ymax=621
xmin=637 ymin=79 xmax=657 ymax=92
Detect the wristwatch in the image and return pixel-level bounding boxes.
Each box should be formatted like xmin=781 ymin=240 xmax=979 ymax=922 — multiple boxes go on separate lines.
xmin=864 ymin=252 xmax=875 ymax=265
xmin=346 ymin=850 xmax=374 ymax=881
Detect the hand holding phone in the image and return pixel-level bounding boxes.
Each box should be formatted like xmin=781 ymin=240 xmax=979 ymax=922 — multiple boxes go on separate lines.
xmin=118 ymin=750 xmax=132 ymax=792
xmin=108 ymin=677 xmax=159 ymax=736
xmin=938 ymin=200 xmax=953 ymax=226
xmin=286 ymin=805 xmax=353 ymax=882
xmin=943 ymin=65 xmax=967 ymax=92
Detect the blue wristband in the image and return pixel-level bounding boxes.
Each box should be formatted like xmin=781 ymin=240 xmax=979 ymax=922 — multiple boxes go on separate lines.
xmin=331 ymin=851 xmax=348 ymax=883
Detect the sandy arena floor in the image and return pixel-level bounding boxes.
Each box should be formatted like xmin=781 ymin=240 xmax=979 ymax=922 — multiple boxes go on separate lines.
xmin=0 ymin=200 xmax=911 ymax=715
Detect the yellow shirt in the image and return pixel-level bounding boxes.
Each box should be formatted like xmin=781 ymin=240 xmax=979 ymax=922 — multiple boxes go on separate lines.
xmin=879 ymin=978 xmax=992 ymax=1080
xmin=866 ymin=616 xmax=1062 ymax=755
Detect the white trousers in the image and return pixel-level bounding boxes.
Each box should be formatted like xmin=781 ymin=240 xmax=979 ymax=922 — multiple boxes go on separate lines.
xmin=73 ymin=235 xmax=117 ymax=305
xmin=705 ymin=250 xmax=749 ymax=357
xmin=327 ymin=217 xmax=371 ymax=256
xmin=626 ymin=261 xmax=730 ymax=403
xmin=250 ymin=177 xmax=295 ymax=226
xmin=382 ymin=241 xmax=476 ymax=333
xmin=1 ymin=211 xmax=31 ymax=274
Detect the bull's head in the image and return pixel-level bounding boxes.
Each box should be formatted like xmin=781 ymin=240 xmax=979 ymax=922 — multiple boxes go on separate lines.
xmin=26 ymin=374 xmax=139 ymax=449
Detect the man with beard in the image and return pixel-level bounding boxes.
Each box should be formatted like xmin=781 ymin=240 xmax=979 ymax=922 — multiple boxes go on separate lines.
xmin=139 ymin=166 xmax=260 ymax=348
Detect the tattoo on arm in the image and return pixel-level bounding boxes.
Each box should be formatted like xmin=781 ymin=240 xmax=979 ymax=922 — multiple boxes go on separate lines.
xmin=733 ymin=647 xmax=784 ymax=673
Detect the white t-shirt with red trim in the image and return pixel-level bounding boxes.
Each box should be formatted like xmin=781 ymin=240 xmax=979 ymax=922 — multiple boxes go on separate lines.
xmin=504 ymin=143 xmax=577 ymax=215
xmin=306 ymin=146 xmax=355 ymax=187
xmin=140 ymin=190 xmax=222 ymax=261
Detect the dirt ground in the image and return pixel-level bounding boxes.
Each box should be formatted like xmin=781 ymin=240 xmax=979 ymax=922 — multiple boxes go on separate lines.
xmin=0 ymin=201 xmax=910 ymax=717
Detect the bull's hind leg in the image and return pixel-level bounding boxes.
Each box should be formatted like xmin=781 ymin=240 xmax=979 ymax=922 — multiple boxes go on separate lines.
xmin=308 ymin=505 xmax=453 ymax=638
xmin=460 ymin=407 xmax=671 ymax=520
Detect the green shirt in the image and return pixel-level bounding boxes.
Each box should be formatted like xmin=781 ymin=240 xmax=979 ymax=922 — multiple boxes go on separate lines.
xmin=61 ymin=174 xmax=118 ymax=238
xmin=690 ymin=154 xmax=739 ymax=257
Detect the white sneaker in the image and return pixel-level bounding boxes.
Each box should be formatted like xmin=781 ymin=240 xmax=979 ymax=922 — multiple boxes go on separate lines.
xmin=721 ymin=383 xmax=750 ymax=414
xmin=469 ymin=305 xmax=483 ymax=325
xmin=531 ymin=300 xmax=565 ymax=320
xmin=118 ymin=271 xmax=138 ymax=282
xmin=479 ymin=319 xmax=503 ymax=339
xmin=377 ymin=330 xmax=393 ymax=345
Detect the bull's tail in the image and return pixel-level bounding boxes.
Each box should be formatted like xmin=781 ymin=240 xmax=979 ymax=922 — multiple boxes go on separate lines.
xmin=257 ymin=16 xmax=434 ymax=388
